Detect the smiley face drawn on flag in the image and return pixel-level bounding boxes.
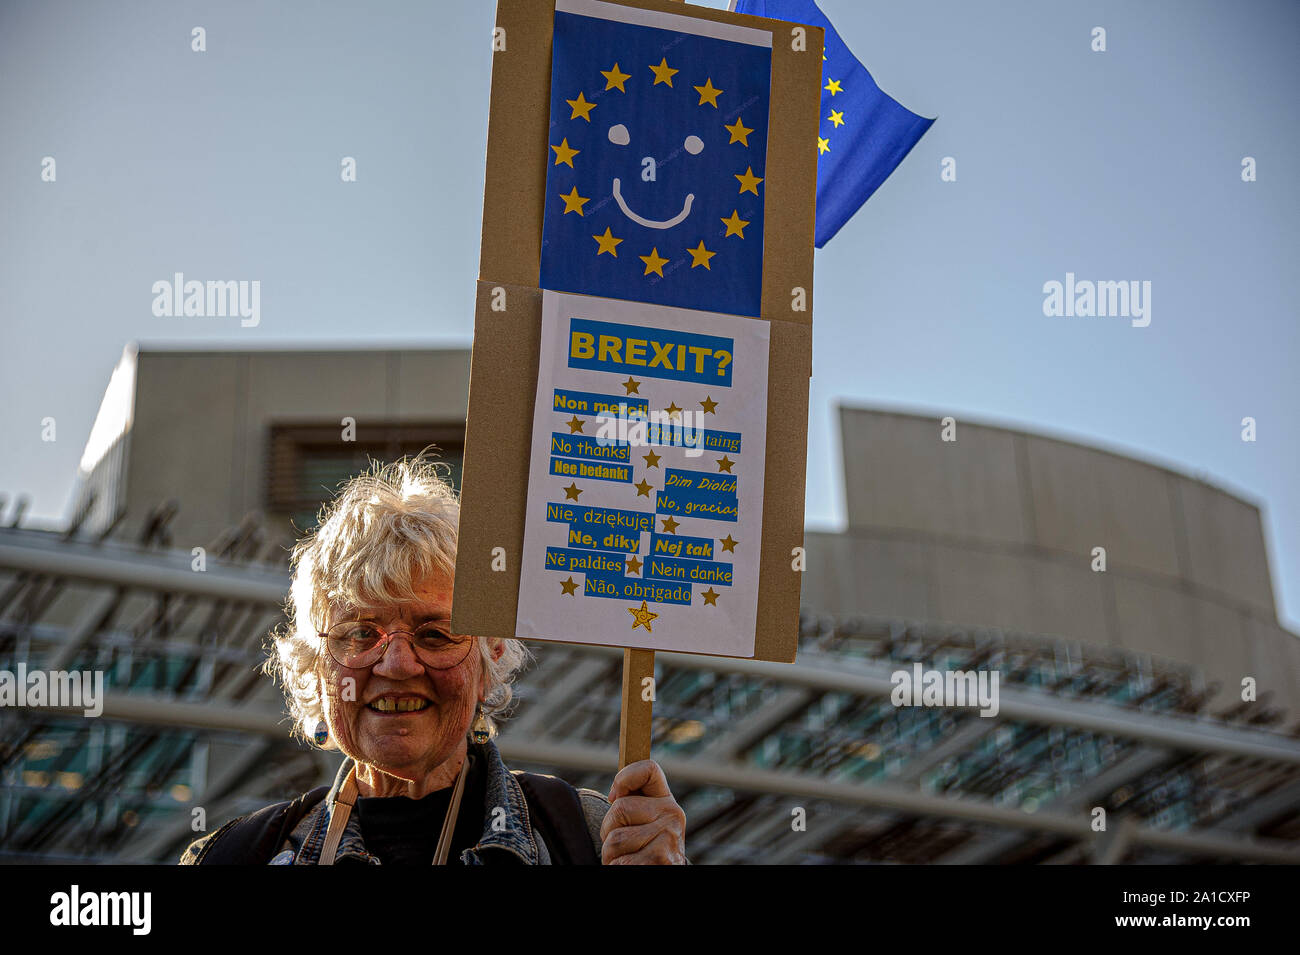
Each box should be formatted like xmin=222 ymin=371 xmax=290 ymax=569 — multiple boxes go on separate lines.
xmin=539 ymin=0 xmax=773 ymax=318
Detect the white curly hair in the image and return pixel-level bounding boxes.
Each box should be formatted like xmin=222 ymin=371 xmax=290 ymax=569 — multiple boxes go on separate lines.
xmin=264 ymin=450 xmax=530 ymax=747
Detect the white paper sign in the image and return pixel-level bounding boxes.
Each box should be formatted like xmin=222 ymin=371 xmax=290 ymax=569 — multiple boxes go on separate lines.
xmin=514 ymin=291 xmax=770 ymax=657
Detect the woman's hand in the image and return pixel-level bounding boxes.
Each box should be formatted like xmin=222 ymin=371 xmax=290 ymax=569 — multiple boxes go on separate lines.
xmin=600 ymin=759 xmax=687 ymax=865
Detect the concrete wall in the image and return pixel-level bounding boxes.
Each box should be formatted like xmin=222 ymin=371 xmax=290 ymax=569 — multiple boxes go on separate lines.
xmin=804 ymin=406 xmax=1298 ymax=718
xmin=122 ymin=348 xmax=471 ymax=548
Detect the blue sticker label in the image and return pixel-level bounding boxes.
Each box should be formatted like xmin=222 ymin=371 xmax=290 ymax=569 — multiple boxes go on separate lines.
xmin=567 ymin=318 xmax=734 ymax=386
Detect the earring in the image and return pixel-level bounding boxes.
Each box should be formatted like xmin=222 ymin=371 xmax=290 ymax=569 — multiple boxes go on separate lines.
xmin=313 ymin=719 xmax=330 ymax=746
xmin=470 ymin=703 xmax=493 ymax=744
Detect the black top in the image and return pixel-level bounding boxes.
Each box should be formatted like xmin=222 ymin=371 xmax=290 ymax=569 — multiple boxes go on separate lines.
xmin=355 ymin=753 xmax=486 ymax=866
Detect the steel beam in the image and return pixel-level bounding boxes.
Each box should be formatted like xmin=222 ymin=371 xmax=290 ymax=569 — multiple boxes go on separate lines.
xmin=563 ymin=645 xmax=1300 ymax=766
xmin=510 ymin=655 xmax=613 ymax=737
xmin=938 ymin=745 xmax=1170 ymax=864
xmin=496 ymin=740 xmax=1299 ymax=863
xmin=16 ymin=695 xmax=1298 ymax=862
xmin=6 ymin=525 xmax=1295 ymax=767
xmin=697 ymin=686 xmax=814 ymax=761
xmin=0 ymin=529 xmax=285 ymax=605
xmin=661 ymin=650 xmax=1300 ymax=767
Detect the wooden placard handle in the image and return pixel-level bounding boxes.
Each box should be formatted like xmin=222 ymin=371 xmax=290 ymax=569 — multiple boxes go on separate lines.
xmin=618 ymin=648 xmax=655 ymax=768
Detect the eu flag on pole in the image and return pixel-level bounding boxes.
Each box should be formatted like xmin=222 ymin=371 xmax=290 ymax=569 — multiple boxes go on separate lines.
xmin=733 ymin=0 xmax=934 ymax=247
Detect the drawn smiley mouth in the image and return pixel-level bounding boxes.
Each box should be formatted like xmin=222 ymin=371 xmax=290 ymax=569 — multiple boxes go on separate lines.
xmin=612 ymin=178 xmax=694 ymax=230
xmin=607 ymin=123 xmax=703 ymax=230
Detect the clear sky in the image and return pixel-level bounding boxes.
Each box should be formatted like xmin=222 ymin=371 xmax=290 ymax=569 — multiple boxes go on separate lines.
xmin=1 ymin=0 xmax=1296 ymax=629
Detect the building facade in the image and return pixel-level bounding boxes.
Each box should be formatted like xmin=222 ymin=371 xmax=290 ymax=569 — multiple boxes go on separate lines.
xmin=1 ymin=346 xmax=1295 ymax=864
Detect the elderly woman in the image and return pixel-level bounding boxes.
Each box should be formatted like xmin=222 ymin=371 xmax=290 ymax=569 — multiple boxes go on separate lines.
xmin=180 ymin=455 xmax=686 ymax=865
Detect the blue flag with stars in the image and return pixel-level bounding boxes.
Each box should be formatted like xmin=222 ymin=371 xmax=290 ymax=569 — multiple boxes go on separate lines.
xmin=539 ymin=1 xmax=773 ymax=318
xmin=734 ymin=0 xmax=934 ymax=247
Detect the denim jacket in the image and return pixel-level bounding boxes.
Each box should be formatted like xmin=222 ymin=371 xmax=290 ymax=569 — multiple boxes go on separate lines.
xmin=182 ymin=740 xmax=609 ymax=865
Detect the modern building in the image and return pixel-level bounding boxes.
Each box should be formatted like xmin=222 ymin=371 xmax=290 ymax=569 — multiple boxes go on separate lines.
xmin=809 ymin=406 xmax=1299 ymax=719
xmin=1 ymin=345 xmax=1296 ymax=863
xmin=70 ymin=343 xmax=472 ymax=547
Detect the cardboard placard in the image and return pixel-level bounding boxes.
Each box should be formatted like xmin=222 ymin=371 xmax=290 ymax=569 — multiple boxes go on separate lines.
xmin=453 ymin=0 xmax=820 ymax=663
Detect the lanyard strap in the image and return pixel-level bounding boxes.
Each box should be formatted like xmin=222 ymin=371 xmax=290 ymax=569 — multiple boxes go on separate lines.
xmin=318 ymin=757 xmax=470 ymax=866
xmin=432 ymin=758 xmax=470 ymax=865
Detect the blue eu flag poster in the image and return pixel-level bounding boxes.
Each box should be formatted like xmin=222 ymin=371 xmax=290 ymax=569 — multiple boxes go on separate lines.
xmin=539 ymin=0 xmax=773 ymax=318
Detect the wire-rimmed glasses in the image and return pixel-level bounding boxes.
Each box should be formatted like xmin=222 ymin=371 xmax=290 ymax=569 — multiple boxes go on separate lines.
xmin=319 ymin=620 xmax=475 ymax=671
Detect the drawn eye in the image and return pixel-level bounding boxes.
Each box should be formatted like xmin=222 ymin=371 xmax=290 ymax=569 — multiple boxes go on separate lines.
xmin=608 ymin=124 xmax=630 ymax=146
xmin=684 ymin=135 xmax=703 ymax=155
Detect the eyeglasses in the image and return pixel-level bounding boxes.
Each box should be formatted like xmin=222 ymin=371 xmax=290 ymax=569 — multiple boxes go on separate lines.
xmin=319 ymin=620 xmax=475 ymax=671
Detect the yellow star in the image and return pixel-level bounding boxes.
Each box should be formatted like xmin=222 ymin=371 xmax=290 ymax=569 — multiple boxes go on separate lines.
xmin=719 ymin=534 xmax=738 ymax=553
xmin=664 ymin=402 xmax=682 ymax=419
xmin=724 ymin=116 xmax=753 ymax=146
xmin=601 ymin=62 xmax=630 ymax=92
xmin=699 ymin=395 xmax=717 ymax=414
xmin=592 ymin=227 xmax=622 ymax=256
xmin=640 ymin=247 xmax=668 ymax=277
xmin=720 ymin=209 xmax=749 ymax=238
xmin=693 ymin=78 xmax=723 ymax=107
xmin=716 ymin=455 xmax=734 ymax=473
xmin=642 ymin=449 xmax=661 ymax=468
xmin=635 ymin=478 xmax=653 ymax=497
xmin=649 ymin=58 xmax=678 ymax=86
xmin=660 ymin=515 xmax=680 ymax=534
xmin=622 ymin=376 xmax=641 ymax=395
xmin=560 ymin=186 xmax=590 ymax=216
xmin=563 ymin=482 xmax=582 ymax=501
xmin=560 ymin=576 xmax=578 ymax=596
xmin=817 ymin=136 xmax=830 ymax=155
xmin=687 ymin=240 xmax=715 ymax=270
xmin=824 ymin=78 xmax=843 ymax=96
xmin=625 ymin=554 xmax=643 ymax=575
xmin=701 ymin=587 xmax=719 ymax=606
xmin=628 ymin=599 xmax=659 ymax=632
xmin=551 ymin=137 xmax=579 ymax=167
xmin=566 ymin=415 xmax=585 ymax=434
xmin=566 ymin=91 xmax=596 ymax=120
xmin=735 ymin=167 xmax=763 ymax=196
xmin=828 ymin=109 xmax=845 ymax=128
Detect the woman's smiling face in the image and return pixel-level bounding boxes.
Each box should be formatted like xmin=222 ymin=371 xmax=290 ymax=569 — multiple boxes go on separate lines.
xmin=318 ymin=576 xmax=483 ymax=785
